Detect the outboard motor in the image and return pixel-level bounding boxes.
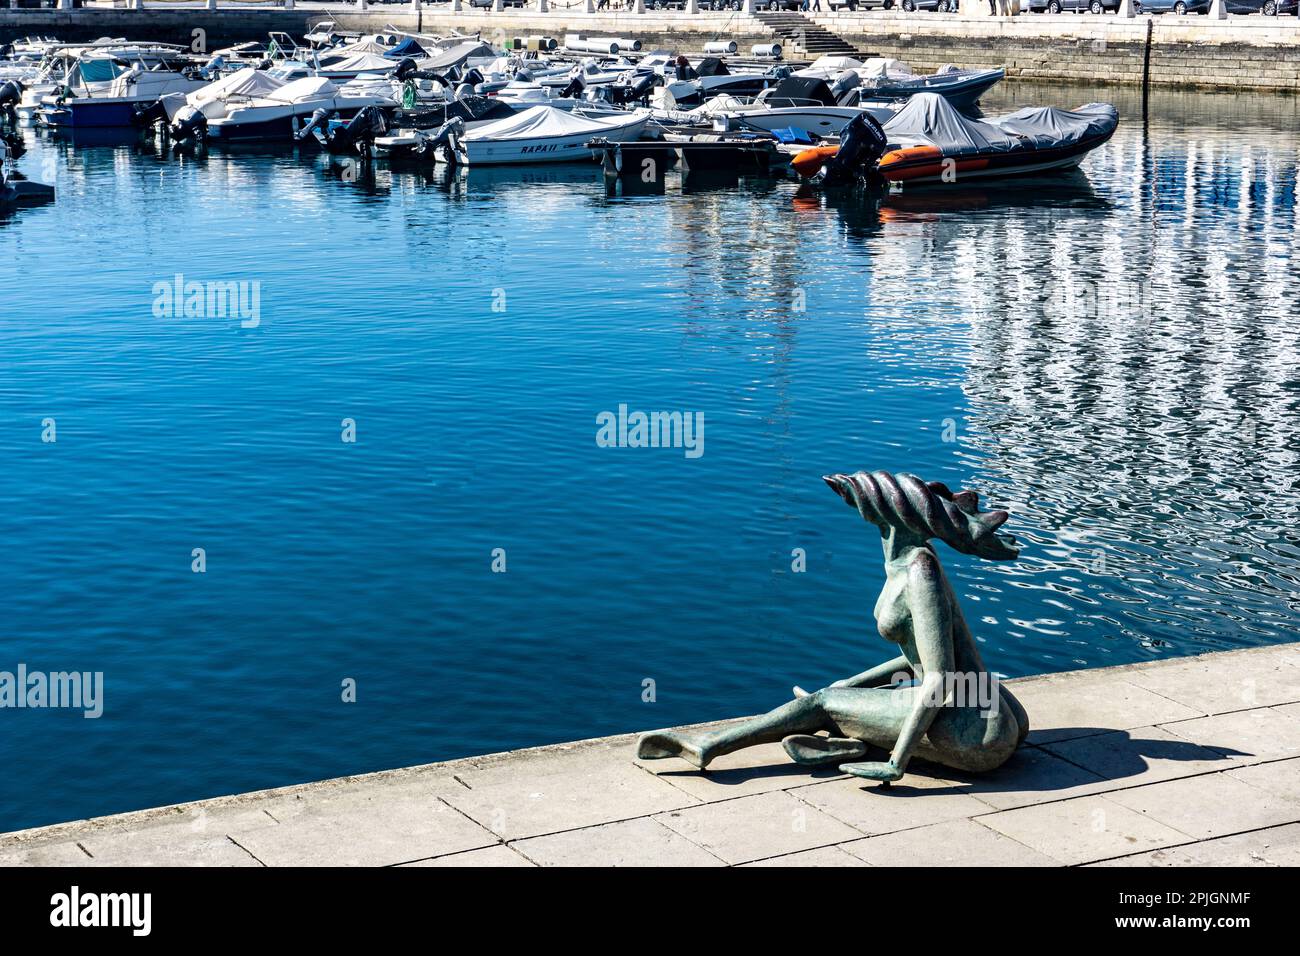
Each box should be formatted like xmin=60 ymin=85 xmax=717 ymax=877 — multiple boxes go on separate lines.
xmin=674 ymin=56 xmax=696 ymax=82
xmin=821 ymin=112 xmax=889 ymax=189
xmin=170 ymin=104 xmax=208 ymax=144
xmin=0 ymin=81 xmax=21 ymax=109
xmin=415 ymin=116 xmax=464 ymax=164
xmin=625 ymin=72 xmax=657 ymax=105
xmin=462 ymin=68 xmax=484 ymax=89
xmin=133 ymin=97 xmax=171 ymax=128
xmin=558 ymin=76 xmax=585 ymax=100
xmin=394 ymin=57 xmax=420 ymax=82
xmin=329 ymin=105 xmax=390 ymax=156
xmin=454 ymin=82 xmax=475 ymax=101
xmin=296 ymin=107 xmax=334 ymax=143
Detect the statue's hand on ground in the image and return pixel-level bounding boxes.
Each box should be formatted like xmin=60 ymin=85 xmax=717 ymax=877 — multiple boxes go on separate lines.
xmin=840 ymin=760 xmax=903 ymax=782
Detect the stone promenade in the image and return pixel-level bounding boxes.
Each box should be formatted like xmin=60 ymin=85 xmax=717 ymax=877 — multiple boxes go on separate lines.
xmin=4 ymin=642 xmax=1300 ymax=866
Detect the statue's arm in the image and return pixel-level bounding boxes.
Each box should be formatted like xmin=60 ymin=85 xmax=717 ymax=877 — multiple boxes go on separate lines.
xmin=832 ymin=655 xmax=913 ymax=689
xmin=848 ymin=554 xmax=954 ymax=780
xmin=791 ymin=654 xmax=911 ymax=698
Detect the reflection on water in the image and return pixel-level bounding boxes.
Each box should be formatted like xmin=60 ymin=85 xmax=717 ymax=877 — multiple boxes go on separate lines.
xmin=2 ymin=81 xmax=1299 ymax=829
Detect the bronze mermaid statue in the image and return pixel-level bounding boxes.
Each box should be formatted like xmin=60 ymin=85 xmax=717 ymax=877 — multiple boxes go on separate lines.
xmin=637 ymin=471 xmax=1030 ymax=782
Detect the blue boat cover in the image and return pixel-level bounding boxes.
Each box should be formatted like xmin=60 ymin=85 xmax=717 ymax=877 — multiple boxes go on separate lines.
xmin=771 ymin=127 xmax=815 ymax=145
xmin=385 ymin=37 xmax=427 ymax=59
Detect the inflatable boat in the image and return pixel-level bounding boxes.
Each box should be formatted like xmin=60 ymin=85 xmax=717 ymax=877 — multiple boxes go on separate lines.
xmin=793 ymin=92 xmax=1119 ymax=187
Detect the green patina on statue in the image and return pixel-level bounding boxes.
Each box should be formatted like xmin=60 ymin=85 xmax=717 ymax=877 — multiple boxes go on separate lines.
xmin=637 ymin=471 xmax=1030 ymax=783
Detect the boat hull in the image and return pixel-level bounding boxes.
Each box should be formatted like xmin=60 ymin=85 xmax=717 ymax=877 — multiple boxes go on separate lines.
xmin=37 ymin=98 xmax=148 ymax=129
xmin=461 ymin=116 xmax=648 ymax=166
xmin=878 ymin=128 xmax=1115 ymax=186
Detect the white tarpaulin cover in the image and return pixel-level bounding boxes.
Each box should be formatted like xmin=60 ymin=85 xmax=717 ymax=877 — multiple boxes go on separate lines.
xmin=860 ymin=58 xmax=916 ymax=80
xmin=465 ymin=106 xmax=640 ymax=141
xmin=805 ymin=55 xmax=863 ymax=73
xmin=268 ymin=76 xmax=339 ymax=104
xmin=882 ymin=92 xmax=1117 ymax=156
xmin=424 ymin=40 xmax=494 ymax=71
xmin=195 ymin=67 xmax=287 ymax=103
xmin=317 ymin=52 xmax=396 ymax=74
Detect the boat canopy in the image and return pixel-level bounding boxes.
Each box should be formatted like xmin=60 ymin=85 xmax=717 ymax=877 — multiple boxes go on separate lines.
xmin=318 ymin=52 xmax=396 ymax=74
xmin=424 ymin=40 xmax=494 ymax=71
xmin=765 ymin=76 xmax=837 ymax=107
xmin=465 ymin=105 xmax=638 ymax=141
xmin=268 ymin=76 xmax=339 ymax=103
xmin=385 ymin=37 xmax=427 ymax=59
xmin=200 ymin=66 xmax=288 ymax=100
xmin=860 ymin=58 xmax=916 ymax=81
xmin=995 ymin=103 xmax=1120 ymax=148
xmin=883 ymin=92 xmax=1118 ymax=156
xmin=807 ymin=54 xmax=863 ymax=73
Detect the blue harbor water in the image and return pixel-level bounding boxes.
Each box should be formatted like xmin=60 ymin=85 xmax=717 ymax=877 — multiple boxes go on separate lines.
xmin=2 ymin=81 xmax=1299 ymax=831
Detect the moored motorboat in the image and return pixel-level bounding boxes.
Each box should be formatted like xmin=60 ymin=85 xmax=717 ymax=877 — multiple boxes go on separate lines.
xmin=792 ymin=92 xmax=1118 ymax=188
xmin=454 ymin=105 xmax=650 ymax=166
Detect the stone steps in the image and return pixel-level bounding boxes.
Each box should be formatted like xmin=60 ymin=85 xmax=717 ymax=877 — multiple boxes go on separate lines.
xmin=752 ymin=10 xmax=862 ymax=57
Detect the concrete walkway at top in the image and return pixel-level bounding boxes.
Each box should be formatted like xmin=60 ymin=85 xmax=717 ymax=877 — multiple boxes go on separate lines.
xmin=4 ymin=642 xmax=1300 ymax=867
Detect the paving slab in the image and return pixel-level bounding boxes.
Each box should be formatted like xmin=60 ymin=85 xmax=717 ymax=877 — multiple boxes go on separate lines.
xmin=1103 ymin=772 xmax=1300 ymax=840
xmin=1124 ymin=649 xmax=1300 ymax=715
xmin=977 ymin=795 xmax=1192 ymax=865
xmin=742 ymin=846 xmax=869 ymax=867
xmin=1225 ymin=756 xmax=1300 ymax=799
xmin=1041 ymin=724 xmax=1234 ymax=787
xmin=841 ymin=818 xmax=1059 ymax=867
xmin=1159 ymin=706 xmax=1300 ymax=761
xmin=399 ymin=845 xmax=534 ymax=868
xmin=440 ymin=739 xmax=698 ymax=841
xmin=230 ymin=789 xmax=497 ymax=867
xmin=0 ymin=841 xmax=94 ymax=866
xmin=1089 ymin=823 xmax=1300 ymax=868
xmin=512 ymin=817 xmax=724 ymax=867
xmin=1009 ymin=672 xmax=1203 ymax=744
xmin=959 ymin=745 xmax=1110 ymax=811
xmin=654 ymin=791 xmax=863 ymax=866
xmin=792 ymin=770 xmax=993 ymax=836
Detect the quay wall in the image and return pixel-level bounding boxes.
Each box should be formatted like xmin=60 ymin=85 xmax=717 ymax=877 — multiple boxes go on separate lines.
xmin=2 ymin=8 xmax=1299 ymax=92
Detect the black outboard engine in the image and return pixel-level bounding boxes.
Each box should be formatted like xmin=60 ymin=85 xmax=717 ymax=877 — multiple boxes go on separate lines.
xmin=393 ymin=57 xmax=420 ymax=82
xmin=625 ymin=72 xmax=657 ymax=106
xmin=821 ymin=112 xmax=889 ymax=189
xmin=0 ymin=80 xmax=21 ymax=109
xmin=462 ymin=68 xmax=484 ymax=88
xmin=330 ymin=105 xmax=389 ymax=156
xmin=170 ymin=106 xmax=208 ymax=144
xmin=133 ymin=97 xmax=170 ymax=128
xmin=558 ymin=76 xmax=585 ymax=99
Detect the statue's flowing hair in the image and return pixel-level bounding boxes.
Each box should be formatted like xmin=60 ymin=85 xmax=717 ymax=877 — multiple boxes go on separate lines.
xmin=823 ymin=470 xmax=1018 ymax=559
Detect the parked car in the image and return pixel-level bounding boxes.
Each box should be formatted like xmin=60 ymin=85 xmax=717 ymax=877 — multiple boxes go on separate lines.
xmin=468 ymin=0 xmax=529 ymax=7
xmin=1137 ymin=0 xmax=1293 ymax=10
xmin=1028 ymin=0 xmax=1128 ymax=11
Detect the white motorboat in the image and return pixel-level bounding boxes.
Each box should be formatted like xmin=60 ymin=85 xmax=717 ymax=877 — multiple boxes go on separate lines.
xmin=174 ymin=74 xmax=395 ymax=142
xmin=455 ymin=105 xmax=650 ymax=166
xmin=37 ymin=68 xmax=207 ymax=129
